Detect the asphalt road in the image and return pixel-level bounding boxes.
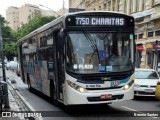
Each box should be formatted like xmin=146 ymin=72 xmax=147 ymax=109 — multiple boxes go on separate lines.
xmin=4 ymin=69 xmax=160 ymax=120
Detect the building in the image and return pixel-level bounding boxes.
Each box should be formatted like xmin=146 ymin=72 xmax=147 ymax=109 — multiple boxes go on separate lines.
xmin=69 ymin=0 xmax=160 ymax=72
xmin=6 ymin=4 xmax=61 ymax=30
xmin=6 ymin=6 xmax=19 ymax=30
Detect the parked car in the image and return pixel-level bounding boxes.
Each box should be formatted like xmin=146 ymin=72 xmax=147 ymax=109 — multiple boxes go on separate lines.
xmin=155 ymin=80 xmax=160 ymax=100
xmin=134 ymin=68 xmax=160 ymax=96
xmin=6 ymin=61 xmax=19 ymax=70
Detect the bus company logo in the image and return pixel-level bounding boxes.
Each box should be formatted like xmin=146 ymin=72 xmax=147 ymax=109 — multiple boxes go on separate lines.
xmin=112 ymin=81 xmax=120 ymax=86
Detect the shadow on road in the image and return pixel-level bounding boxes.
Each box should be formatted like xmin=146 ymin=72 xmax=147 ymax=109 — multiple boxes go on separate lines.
xmin=62 ymin=104 xmax=133 ymax=117
xmin=133 ymin=96 xmax=158 ymax=101
xmin=29 ymin=89 xmax=135 ymax=117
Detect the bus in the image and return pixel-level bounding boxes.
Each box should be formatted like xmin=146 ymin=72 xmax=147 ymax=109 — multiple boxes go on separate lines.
xmin=17 ymin=11 xmax=135 ymax=105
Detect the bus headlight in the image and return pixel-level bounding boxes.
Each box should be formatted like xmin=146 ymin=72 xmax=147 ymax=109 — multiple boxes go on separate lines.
xmin=123 ymin=80 xmax=134 ymax=90
xmin=67 ymin=80 xmax=86 ymax=93
xmin=124 ymin=84 xmax=129 ymax=90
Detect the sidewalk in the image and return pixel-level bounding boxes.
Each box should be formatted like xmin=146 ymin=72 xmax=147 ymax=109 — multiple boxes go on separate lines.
xmin=0 ymin=79 xmax=31 ymax=120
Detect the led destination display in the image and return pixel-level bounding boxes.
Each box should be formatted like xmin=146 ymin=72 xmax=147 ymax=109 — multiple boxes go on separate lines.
xmin=75 ymin=17 xmax=125 ymax=26
xmin=66 ymin=15 xmax=132 ymax=27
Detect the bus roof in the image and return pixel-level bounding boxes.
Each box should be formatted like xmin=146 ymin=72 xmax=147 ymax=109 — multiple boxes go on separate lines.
xmin=17 ymin=11 xmax=133 ymax=44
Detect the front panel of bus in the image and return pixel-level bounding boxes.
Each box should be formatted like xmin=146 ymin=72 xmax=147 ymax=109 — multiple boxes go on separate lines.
xmin=64 ymin=12 xmax=135 ymax=105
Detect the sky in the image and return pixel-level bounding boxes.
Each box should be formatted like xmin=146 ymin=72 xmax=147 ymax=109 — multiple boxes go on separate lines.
xmin=0 ymin=0 xmax=69 ymax=17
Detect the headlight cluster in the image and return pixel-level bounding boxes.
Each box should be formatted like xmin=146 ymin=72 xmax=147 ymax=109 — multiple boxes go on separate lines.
xmin=67 ymin=80 xmax=86 ymax=92
xmin=123 ymin=80 xmax=134 ymax=90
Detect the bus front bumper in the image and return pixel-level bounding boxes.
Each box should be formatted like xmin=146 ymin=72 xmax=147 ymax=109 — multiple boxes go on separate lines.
xmin=65 ymin=84 xmax=134 ymax=105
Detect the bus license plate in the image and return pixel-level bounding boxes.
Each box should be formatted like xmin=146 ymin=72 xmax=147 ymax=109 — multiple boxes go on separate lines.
xmin=101 ymin=94 xmax=112 ymax=99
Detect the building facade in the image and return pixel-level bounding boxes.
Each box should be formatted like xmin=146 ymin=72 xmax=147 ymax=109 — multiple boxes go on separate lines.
xmin=6 ymin=4 xmax=60 ymax=30
xmin=6 ymin=6 xmax=19 ymax=30
xmin=69 ymin=0 xmax=160 ymax=72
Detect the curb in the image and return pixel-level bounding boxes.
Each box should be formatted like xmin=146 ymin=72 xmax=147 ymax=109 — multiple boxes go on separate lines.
xmin=7 ymin=79 xmax=43 ymax=120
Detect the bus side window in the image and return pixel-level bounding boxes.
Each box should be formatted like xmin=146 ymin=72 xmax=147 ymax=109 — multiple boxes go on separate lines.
xmin=46 ymin=48 xmax=53 ymax=61
xmin=39 ymin=50 xmax=45 ymax=61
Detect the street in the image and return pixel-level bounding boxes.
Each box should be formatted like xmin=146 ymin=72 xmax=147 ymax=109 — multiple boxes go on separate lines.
xmin=2 ymin=69 xmax=159 ymax=120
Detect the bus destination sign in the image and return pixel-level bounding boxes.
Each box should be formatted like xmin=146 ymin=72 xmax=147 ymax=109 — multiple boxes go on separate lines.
xmin=67 ymin=16 xmax=126 ymax=26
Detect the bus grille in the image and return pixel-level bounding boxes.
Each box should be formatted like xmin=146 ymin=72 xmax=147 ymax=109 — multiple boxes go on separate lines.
xmin=87 ymin=94 xmax=124 ymax=102
xmin=86 ymin=86 xmax=122 ymax=90
xmin=81 ymin=74 xmax=130 ymax=81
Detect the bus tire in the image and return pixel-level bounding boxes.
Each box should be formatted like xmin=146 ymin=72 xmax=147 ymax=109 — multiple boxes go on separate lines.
xmin=50 ymin=80 xmax=60 ymax=106
xmin=27 ymin=74 xmax=33 ymax=92
xmin=0 ymin=100 xmax=2 ymax=112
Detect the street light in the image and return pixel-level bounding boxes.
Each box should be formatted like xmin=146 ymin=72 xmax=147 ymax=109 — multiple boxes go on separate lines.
xmin=39 ymin=4 xmax=59 ymax=17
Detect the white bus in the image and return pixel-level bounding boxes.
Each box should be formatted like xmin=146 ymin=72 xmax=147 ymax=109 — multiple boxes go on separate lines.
xmin=17 ymin=11 xmax=135 ymax=105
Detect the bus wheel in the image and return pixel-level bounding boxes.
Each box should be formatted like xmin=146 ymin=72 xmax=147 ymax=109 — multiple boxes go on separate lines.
xmin=0 ymin=99 xmax=2 ymax=112
xmin=50 ymin=80 xmax=59 ymax=106
xmin=27 ymin=74 xmax=33 ymax=92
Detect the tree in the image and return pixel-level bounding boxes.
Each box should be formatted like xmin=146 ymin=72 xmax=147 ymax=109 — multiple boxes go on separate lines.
xmin=0 ymin=15 xmax=13 ymax=39
xmin=0 ymin=15 xmax=56 ymax=60
xmin=16 ymin=15 xmax=56 ymax=39
xmin=0 ymin=15 xmax=15 ymax=60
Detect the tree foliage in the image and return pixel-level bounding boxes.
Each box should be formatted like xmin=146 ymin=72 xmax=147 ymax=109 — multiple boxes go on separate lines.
xmin=0 ymin=15 xmax=15 ymax=59
xmin=16 ymin=16 xmax=56 ymax=39
xmin=0 ymin=15 xmax=56 ymax=60
xmin=0 ymin=15 xmax=13 ymax=39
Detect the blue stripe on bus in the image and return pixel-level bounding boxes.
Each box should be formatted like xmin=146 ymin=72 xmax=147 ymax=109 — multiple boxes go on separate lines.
xmin=118 ymin=77 xmax=130 ymax=84
xmin=77 ymin=77 xmax=130 ymax=85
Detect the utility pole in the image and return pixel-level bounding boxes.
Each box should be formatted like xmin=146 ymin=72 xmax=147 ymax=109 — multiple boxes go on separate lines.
xmin=0 ymin=24 xmax=6 ymax=81
xmin=0 ymin=21 xmax=10 ymax=109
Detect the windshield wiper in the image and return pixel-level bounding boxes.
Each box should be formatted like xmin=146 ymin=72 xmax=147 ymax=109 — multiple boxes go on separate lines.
xmin=83 ymin=30 xmax=100 ymax=62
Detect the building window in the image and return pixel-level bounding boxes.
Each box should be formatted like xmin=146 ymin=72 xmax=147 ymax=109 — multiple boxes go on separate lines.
xmin=135 ymin=35 xmax=137 ymax=39
xmin=138 ymin=33 xmax=143 ymax=39
xmin=130 ymin=0 xmax=133 ymax=13
xmin=124 ymin=0 xmax=127 ymax=13
xmin=136 ymin=0 xmax=140 ymax=12
xmin=142 ymin=0 xmax=145 ymax=10
xmin=151 ymin=0 xmax=155 ymax=6
xmin=117 ymin=1 xmax=120 ymax=11
xmin=104 ymin=3 xmax=107 ymax=10
xmin=148 ymin=31 xmax=154 ymax=37
xmin=108 ymin=1 xmax=111 ymax=11
xmin=155 ymin=30 xmax=160 ymax=36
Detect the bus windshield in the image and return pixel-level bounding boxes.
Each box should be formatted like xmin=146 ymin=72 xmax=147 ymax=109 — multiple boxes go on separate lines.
xmin=66 ymin=30 xmax=134 ymax=74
